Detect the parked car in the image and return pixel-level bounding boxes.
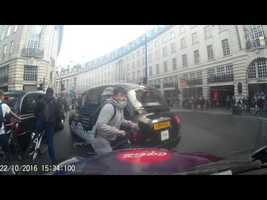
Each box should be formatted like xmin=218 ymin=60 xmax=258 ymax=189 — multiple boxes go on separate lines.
xmin=3 ymin=91 xmax=64 ymax=151
xmin=69 ymin=83 xmax=182 ymax=149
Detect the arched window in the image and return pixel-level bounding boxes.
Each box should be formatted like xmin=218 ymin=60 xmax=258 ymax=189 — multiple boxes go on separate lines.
xmin=248 ymin=58 xmax=267 ymax=79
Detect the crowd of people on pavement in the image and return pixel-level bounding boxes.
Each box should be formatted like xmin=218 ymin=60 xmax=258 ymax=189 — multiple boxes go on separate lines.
xmin=231 ymin=92 xmax=266 ymax=115
xmin=167 ymin=91 xmax=267 ymax=116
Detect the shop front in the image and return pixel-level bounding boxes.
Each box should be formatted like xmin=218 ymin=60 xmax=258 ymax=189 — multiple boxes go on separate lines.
xmin=248 ymin=83 xmax=267 ymax=97
xmin=209 ymin=85 xmax=234 ymax=107
xmin=182 ymin=87 xmax=203 ymax=99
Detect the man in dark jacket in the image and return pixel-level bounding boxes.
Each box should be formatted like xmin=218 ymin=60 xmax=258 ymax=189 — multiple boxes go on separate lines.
xmin=34 ymin=88 xmax=58 ymax=164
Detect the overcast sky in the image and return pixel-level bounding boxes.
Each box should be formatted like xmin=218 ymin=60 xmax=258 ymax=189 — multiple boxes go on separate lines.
xmin=57 ymin=25 xmax=156 ymax=68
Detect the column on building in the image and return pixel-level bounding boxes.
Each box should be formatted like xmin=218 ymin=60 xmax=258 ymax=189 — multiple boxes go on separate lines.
xmin=202 ymin=68 xmax=209 ymax=100
xmin=233 ymin=59 xmax=249 ymax=99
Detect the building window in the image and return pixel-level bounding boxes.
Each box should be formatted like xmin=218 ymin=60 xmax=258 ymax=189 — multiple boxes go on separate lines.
xmin=6 ymin=26 xmax=11 ymax=36
xmin=137 ymin=50 xmax=140 ymax=57
xmin=225 ymin=64 xmax=233 ymax=77
xmin=132 ymin=61 xmax=135 ymax=69
xmin=154 ymin=40 xmax=159 ymax=48
xmin=222 ymin=39 xmax=231 ymax=56
xmin=190 ymin=25 xmax=198 ymax=29
xmin=170 ymin=42 xmax=176 ymax=54
xmin=2 ymin=45 xmax=8 ymax=60
xmin=172 ymin=58 xmax=177 ymax=70
xmin=218 ymin=25 xmax=229 ymax=33
xmin=137 ymin=60 xmax=141 ymax=68
xmin=137 ymin=70 xmax=141 ymax=80
xmin=24 ymin=65 xmax=38 ymax=81
xmin=182 ymin=54 xmax=188 ymax=67
xmin=208 ymin=64 xmax=233 ymax=83
xmin=197 ymin=71 xmax=202 ymax=79
xmin=162 ymin=46 xmax=168 ymax=57
xmin=170 ymin=31 xmax=175 ymax=40
xmin=207 ymin=45 xmax=214 ymax=60
xmin=204 ymin=26 xmax=212 ymax=40
xmin=156 ymin=64 xmax=160 ymax=74
xmin=9 ymin=41 xmax=14 ymax=55
xmin=0 ymin=66 xmax=9 ymax=85
xmin=180 ymin=37 xmax=187 ymax=49
xmin=0 ymin=28 xmax=5 ymax=40
xmin=149 ymin=66 xmax=153 ymax=76
xmin=192 ymin=32 xmax=198 ymax=45
xmin=207 ymin=68 xmax=216 ymax=81
xmin=148 ymin=53 xmax=152 ymax=63
xmin=250 ymin=25 xmax=264 ymax=40
xmin=164 ymin=61 xmax=168 ymax=73
xmin=180 ymin=25 xmax=185 ymax=34
xmin=142 ymin=47 xmax=146 ymax=54
xmin=248 ymin=25 xmax=265 ymax=48
xmin=194 ymin=49 xmax=200 ymax=65
xmin=155 ymin=49 xmax=160 ymax=59
xmin=27 ymin=40 xmax=39 ymax=49
xmin=257 ymin=58 xmax=267 ymax=78
xmin=248 ymin=64 xmax=256 ymax=79
xmin=13 ymin=25 xmax=18 ymax=32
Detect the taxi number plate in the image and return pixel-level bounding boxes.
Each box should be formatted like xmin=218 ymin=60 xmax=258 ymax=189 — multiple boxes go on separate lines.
xmin=161 ymin=130 xmax=169 ymax=141
xmin=153 ymin=121 xmax=170 ymax=130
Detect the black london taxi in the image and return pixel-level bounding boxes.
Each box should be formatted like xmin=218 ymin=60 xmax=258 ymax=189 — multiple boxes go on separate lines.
xmin=69 ymin=83 xmax=182 ymax=149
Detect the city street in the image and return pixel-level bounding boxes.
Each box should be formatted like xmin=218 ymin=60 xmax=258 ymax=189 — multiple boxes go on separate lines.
xmin=41 ymin=110 xmax=267 ymax=164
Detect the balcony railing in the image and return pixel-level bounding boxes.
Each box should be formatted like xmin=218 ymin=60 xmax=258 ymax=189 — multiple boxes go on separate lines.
xmin=21 ymin=48 xmax=44 ymax=58
xmin=208 ymin=74 xmax=234 ymax=83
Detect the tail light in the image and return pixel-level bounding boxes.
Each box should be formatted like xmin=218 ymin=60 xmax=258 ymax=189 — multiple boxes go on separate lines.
xmin=173 ymin=114 xmax=181 ymax=125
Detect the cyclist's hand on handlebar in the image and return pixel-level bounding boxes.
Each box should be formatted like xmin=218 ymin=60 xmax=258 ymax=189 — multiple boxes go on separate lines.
xmin=118 ymin=130 xmax=126 ymax=136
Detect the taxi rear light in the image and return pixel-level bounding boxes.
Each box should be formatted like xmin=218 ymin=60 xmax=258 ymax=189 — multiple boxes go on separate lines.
xmin=173 ymin=115 xmax=181 ymax=125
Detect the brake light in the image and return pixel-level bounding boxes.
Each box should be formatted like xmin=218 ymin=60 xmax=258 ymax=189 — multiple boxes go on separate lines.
xmin=173 ymin=115 xmax=181 ymax=125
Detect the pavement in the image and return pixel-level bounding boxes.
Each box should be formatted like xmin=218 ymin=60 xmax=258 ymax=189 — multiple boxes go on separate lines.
xmin=175 ymin=110 xmax=267 ymax=158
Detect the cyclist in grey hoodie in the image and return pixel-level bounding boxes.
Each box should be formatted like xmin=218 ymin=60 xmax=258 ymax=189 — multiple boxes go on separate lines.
xmin=93 ymin=87 xmax=138 ymax=154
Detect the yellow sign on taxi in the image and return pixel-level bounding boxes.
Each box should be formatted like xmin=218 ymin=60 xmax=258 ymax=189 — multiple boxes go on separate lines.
xmin=153 ymin=121 xmax=171 ymax=130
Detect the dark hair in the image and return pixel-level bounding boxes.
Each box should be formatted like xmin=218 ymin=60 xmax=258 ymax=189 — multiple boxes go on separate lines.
xmin=113 ymin=87 xmax=127 ymax=96
xmin=46 ymin=87 xmax=54 ymax=95
xmin=0 ymin=89 xmax=4 ymax=97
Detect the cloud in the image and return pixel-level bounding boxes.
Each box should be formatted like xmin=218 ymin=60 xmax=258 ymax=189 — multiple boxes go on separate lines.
xmin=57 ymin=25 xmax=155 ymax=67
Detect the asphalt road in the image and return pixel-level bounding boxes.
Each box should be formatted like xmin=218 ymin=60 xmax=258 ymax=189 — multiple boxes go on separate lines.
xmin=39 ymin=110 xmax=267 ymax=164
xmin=176 ymin=112 xmax=267 ymax=158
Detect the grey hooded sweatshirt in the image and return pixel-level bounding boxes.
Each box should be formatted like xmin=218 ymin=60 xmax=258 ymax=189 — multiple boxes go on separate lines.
xmin=95 ymin=98 xmax=134 ymax=142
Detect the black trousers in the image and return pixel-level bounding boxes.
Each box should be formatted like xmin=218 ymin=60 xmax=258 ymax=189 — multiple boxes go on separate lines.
xmin=0 ymin=134 xmax=10 ymax=153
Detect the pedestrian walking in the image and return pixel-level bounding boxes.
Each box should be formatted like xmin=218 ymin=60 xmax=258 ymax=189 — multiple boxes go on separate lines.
xmin=34 ymin=88 xmax=59 ymax=164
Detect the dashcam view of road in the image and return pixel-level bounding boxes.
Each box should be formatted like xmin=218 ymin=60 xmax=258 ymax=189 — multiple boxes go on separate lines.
xmin=0 ymin=25 xmax=267 ymax=175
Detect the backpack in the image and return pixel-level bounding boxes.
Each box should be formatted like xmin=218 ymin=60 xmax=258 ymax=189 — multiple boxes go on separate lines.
xmin=89 ymin=101 xmax=117 ymax=131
